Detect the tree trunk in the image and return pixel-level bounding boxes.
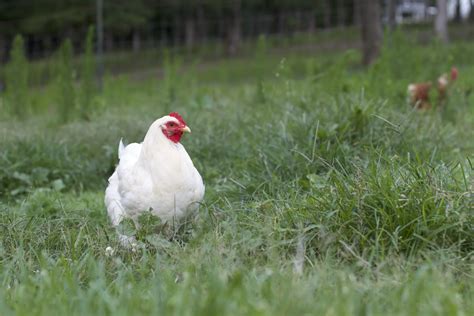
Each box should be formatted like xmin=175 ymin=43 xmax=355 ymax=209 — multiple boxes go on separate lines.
xmin=324 ymin=0 xmax=331 ymax=28
xmin=173 ymin=16 xmax=180 ymax=46
xmin=0 ymin=34 xmax=6 ymax=63
xmin=307 ymin=11 xmax=316 ymax=33
xmin=387 ymin=0 xmax=397 ymax=31
xmin=278 ymin=11 xmax=285 ymax=34
xmin=353 ymin=0 xmax=361 ymax=27
xmin=295 ymin=11 xmax=303 ymax=34
xmin=470 ymin=0 xmax=474 ymax=22
xmin=227 ymin=0 xmax=241 ymax=56
xmin=185 ymin=17 xmax=195 ymax=51
xmin=360 ymin=0 xmax=383 ymax=66
xmin=337 ymin=0 xmax=345 ymax=27
xmin=132 ymin=30 xmax=141 ymax=52
xmin=160 ymin=19 xmax=167 ymax=47
xmin=96 ymin=0 xmax=104 ymax=91
xmin=197 ymin=6 xmax=206 ymax=43
xmin=454 ymin=0 xmax=462 ymax=23
xmin=435 ymin=0 xmax=449 ymax=43
xmin=0 ymin=34 xmax=8 ymax=93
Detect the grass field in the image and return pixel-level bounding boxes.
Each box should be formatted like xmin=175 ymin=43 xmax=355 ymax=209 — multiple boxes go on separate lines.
xmin=1 ymin=31 xmax=474 ymax=315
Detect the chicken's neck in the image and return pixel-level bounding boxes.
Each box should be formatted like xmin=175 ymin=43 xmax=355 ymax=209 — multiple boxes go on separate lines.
xmin=139 ymin=124 xmax=181 ymax=167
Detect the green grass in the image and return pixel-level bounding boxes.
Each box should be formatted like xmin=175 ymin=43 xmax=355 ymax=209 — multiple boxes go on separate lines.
xmin=0 ymin=33 xmax=474 ymax=315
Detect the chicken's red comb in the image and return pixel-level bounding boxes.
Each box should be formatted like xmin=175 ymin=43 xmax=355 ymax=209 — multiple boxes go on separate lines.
xmin=451 ymin=67 xmax=458 ymax=81
xmin=169 ymin=112 xmax=187 ymax=125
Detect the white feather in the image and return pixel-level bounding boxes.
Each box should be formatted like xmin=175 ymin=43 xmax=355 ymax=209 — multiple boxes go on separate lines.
xmin=105 ymin=115 xmax=205 ymax=245
xmin=118 ymin=138 xmax=125 ymax=159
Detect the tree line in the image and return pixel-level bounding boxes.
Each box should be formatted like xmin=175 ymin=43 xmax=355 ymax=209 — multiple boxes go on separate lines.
xmin=0 ymin=0 xmax=472 ymax=65
xmin=0 ymin=0 xmax=366 ymax=61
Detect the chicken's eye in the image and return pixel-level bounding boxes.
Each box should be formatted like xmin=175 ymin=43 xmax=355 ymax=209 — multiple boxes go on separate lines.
xmin=169 ymin=122 xmax=175 ymax=127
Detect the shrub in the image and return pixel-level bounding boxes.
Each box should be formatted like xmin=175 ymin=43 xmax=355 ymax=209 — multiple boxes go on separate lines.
xmin=56 ymin=39 xmax=76 ymax=123
xmin=4 ymin=34 xmax=29 ymax=119
xmin=79 ymin=26 xmax=96 ymax=120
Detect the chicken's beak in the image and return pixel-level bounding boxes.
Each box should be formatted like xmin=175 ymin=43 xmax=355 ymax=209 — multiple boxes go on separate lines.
xmin=181 ymin=126 xmax=191 ymax=133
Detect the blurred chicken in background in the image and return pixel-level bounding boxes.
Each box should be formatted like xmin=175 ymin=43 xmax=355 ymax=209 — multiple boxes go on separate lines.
xmin=407 ymin=67 xmax=458 ymax=110
xmin=408 ymin=82 xmax=432 ymax=110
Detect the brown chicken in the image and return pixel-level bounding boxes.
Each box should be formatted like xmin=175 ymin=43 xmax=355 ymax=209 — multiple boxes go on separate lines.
xmin=407 ymin=67 xmax=458 ymax=110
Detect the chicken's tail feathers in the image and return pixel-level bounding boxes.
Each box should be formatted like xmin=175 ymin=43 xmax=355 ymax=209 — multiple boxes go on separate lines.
xmin=105 ymin=172 xmax=125 ymax=227
xmin=118 ymin=138 xmax=125 ymax=159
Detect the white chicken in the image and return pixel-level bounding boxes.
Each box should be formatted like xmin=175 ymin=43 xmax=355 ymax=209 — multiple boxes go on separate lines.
xmin=105 ymin=112 xmax=205 ymax=246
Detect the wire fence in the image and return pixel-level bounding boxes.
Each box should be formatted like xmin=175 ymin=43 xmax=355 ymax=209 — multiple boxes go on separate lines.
xmin=0 ymin=1 xmax=473 ymax=63
xmin=1 ymin=12 xmax=354 ymax=61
